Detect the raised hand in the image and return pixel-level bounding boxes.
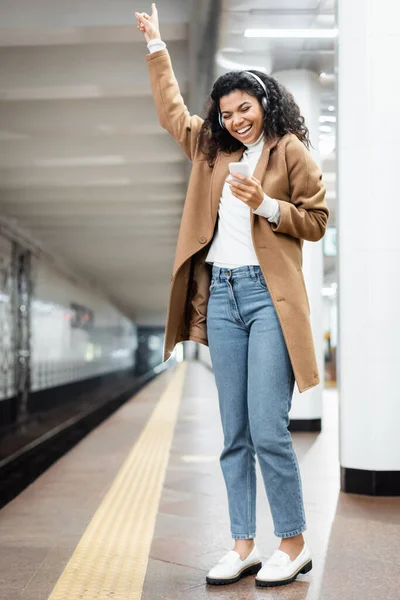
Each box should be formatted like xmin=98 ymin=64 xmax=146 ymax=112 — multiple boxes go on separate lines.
xmin=135 ymin=3 xmax=161 ymax=43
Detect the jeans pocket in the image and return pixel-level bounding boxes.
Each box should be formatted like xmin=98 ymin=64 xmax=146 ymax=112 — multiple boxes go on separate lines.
xmin=256 ymin=272 xmax=268 ymax=291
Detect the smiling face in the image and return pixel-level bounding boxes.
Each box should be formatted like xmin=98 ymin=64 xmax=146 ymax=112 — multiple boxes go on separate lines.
xmin=219 ymin=90 xmax=265 ymax=144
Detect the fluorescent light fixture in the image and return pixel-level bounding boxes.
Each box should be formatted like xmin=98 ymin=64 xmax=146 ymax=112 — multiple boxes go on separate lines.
xmin=244 ymin=28 xmax=338 ymax=39
xmin=319 ymin=115 xmax=336 ymax=123
xmin=320 ymin=72 xmax=335 ymax=79
xmin=36 ymin=155 xmax=128 ymax=167
xmin=147 ymin=195 xmax=183 ymax=201
xmin=84 ymin=178 xmax=132 ymax=186
xmin=322 ymin=287 xmax=336 ymax=297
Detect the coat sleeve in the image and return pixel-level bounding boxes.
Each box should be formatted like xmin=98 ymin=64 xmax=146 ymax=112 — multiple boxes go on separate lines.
xmin=146 ymin=49 xmax=204 ymax=161
xmin=270 ymin=135 xmax=329 ymax=242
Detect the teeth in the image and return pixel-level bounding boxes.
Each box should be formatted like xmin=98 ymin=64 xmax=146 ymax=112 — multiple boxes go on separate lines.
xmin=237 ymin=125 xmax=251 ymax=134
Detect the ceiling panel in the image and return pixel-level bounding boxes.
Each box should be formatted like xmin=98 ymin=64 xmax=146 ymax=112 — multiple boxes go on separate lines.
xmin=0 ymin=0 xmax=192 ymax=322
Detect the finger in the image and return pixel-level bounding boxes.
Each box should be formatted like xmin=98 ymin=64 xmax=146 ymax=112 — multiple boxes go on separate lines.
xmin=135 ymin=12 xmax=150 ymax=23
xmin=230 ymin=172 xmax=252 ymax=183
xmin=229 ymin=172 xmax=245 ymax=180
xmin=136 ymin=15 xmax=153 ymax=32
xmin=152 ymin=3 xmax=158 ymax=15
xmin=229 ymin=181 xmax=253 ymax=192
xmin=231 ymin=189 xmax=251 ymax=201
xmin=226 ymin=177 xmax=250 ymax=188
xmin=135 ymin=13 xmax=147 ymax=25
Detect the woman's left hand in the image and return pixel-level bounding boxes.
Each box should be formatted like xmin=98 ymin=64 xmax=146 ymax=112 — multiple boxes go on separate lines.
xmin=226 ymin=173 xmax=264 ymax=211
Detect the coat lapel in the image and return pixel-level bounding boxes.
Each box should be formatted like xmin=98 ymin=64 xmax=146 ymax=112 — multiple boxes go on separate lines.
xmin=249 ymin=137 xmax=279 ymax=239
xmin=253 ymin=137 xmax=278 ymax=183
xmin=210 ymin=147 xmax=243 ymax=224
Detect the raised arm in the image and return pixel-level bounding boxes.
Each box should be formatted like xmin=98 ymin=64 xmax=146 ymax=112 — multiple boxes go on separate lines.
xmin=271 ymin=135 xmax=329 ymax=242
xmin=135 ymin=4 xmax=204 ymax=160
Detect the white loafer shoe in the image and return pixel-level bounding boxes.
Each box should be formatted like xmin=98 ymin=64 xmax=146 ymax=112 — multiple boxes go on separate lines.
xmin=255 ymin=542 xmax=312 ymax=587
xmin=206 ymin=544 xmax=262 ymax=585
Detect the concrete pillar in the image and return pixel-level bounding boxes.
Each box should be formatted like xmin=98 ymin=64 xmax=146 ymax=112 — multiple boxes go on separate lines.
xmin=338 ymin=0 xmax=400 ymax=494
xmin=273 ymin=69 xmax=324 ymax=432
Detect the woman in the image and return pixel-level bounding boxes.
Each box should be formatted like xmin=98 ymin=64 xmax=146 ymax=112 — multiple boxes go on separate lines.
xmin=135 ymin=4 xmax=329 ymax=588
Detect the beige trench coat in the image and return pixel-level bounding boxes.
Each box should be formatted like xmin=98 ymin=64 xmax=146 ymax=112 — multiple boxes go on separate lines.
xmin=146 ymin=49 xmax=329 ymax=393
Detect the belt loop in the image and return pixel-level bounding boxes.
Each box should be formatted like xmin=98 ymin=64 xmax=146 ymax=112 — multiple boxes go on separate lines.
xmin=249 ymin=265 xmax=256 ymax=280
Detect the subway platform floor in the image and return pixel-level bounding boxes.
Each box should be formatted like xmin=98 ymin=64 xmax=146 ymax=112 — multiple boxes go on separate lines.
xmin=0 ymin=361 xmax=399 ymax=600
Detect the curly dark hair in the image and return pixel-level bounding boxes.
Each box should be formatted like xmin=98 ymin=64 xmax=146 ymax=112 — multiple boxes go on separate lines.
xmin=198 ymin=70 xmax=310 ymax=167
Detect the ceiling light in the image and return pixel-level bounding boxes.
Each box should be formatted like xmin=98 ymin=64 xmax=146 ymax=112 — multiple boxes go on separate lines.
xmin=319 ymin=116 xmax=336 ymax=123
xmin=219 ymin=47 xmax=244 ymax=54
xmin=84 ymin=178 xmax=132 ymax=186
xmin=244 ymin=28 xmax=338 ymax=39
xmin=322 ymin=287 xmax=337 ymax=297
xmin=147 ymin=195 xmax=183 ymax=201
xmin=328 ymin=105 xmax=335 ymax=111
xmin=320 ymin=125 xmax=332 ymax=133
xmin=320 ymin=72 xmax=336 ymax=80
xmin=36 ymin=156 xmax=128 ymax=167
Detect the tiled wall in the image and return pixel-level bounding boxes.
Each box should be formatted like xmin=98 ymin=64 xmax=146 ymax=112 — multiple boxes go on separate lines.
xmin=0 ymin=234 xmax=138 ymax=400
xmin=30 ymin=258 xmax=138 ymax=392
xmin=0 ymin=236 xmax=15 ymax=401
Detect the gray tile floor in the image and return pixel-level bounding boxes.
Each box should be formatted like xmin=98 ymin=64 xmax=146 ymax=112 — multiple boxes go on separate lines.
xmin=143 ymin=363 xmax=400 ymax=600
xmin=0 ymin=362 xmax=399 ymax=600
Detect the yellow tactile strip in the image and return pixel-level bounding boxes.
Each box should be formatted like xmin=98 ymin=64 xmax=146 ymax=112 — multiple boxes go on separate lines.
xmin=48 ymin=362 xmax=187 ymax=600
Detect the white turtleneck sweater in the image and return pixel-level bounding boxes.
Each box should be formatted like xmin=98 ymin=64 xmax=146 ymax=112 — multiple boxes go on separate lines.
xmin=148 ymin=39 xmax=281 ymax=269
xmin=204 ymin=132 xmax=280 ymax=268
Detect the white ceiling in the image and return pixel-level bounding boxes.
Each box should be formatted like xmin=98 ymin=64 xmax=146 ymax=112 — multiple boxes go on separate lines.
xmin=0 ymin=0 xmax=191 ymax=323
xmin=219 ymin=0 xmax=335 ymax=75
xmin=0 ymin=0 xmax=336 ymax=323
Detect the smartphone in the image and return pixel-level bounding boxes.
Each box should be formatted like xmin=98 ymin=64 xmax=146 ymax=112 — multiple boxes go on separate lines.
xmin=228 ymin=162 xmax=251 ymax=183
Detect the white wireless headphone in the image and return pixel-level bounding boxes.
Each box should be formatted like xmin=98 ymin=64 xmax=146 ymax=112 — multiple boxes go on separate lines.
xmin=218 ymin=71 xmax=268 ymax=129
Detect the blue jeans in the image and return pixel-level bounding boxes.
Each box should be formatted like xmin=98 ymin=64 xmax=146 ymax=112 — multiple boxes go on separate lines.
xmin=206 ymin=265 xmax=307 ymax=540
